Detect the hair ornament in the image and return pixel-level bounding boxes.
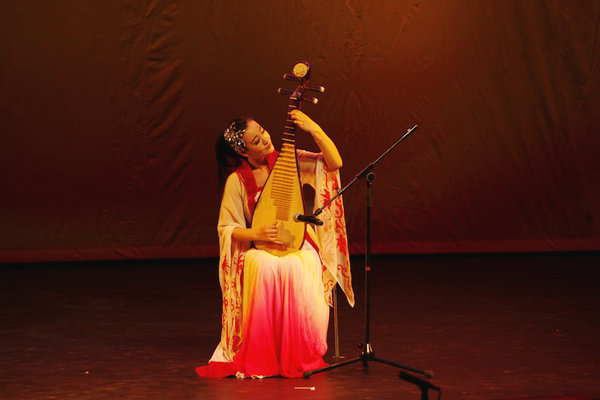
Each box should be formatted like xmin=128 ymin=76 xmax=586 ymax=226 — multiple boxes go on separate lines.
xmin=223 ymin=122 xmax=246 ymax=153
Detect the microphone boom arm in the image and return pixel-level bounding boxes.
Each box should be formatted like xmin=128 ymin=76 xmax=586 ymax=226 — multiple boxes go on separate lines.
xmin=313 ymin=125 xmax=418 ymax=217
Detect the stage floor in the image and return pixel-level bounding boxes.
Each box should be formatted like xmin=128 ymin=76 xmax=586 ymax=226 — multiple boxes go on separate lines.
xmin=1 ymin=252 xmax=599 ymax=400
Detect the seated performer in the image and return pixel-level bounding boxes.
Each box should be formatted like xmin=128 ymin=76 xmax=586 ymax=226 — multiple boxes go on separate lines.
xmin=196 ymin=110 xmax=354 ymax=378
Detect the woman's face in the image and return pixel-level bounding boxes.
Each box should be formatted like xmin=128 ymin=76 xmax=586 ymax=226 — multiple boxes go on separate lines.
xmin=240 ymin=120 xmax=274 ymax=163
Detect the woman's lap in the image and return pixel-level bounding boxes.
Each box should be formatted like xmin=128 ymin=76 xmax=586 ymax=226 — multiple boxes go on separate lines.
xmin=234 ymin=248 xmax=329 ymax=377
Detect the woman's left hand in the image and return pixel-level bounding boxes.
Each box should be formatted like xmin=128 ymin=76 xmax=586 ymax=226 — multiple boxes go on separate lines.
xmin=289 ymin=110 xmax=321 ymax=135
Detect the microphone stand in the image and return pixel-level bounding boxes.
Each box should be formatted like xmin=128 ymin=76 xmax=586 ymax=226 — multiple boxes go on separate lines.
xmin=304 ymin=124 xmax=434 ymax=380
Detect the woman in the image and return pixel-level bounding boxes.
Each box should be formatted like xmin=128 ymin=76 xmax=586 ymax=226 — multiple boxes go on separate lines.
xmin=196 ymin=110 xmax=354 ymax=378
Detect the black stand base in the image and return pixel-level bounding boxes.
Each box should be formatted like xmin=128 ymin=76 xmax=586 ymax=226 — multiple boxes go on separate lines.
xmin=303 ymin=343 xmax=433 ymax=378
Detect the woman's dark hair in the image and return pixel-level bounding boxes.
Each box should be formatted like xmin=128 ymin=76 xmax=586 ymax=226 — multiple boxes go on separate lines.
xmin=216 ymin=117 xmax=250 ymax=193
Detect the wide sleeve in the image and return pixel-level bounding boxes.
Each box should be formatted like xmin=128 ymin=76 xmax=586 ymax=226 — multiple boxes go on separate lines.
xmin=218 ymin=172 xmax=249 ymax=250
xmin=297 ymin=150 xmax=355 ymax=307
xmin=212 ymin=173 xmax=251 ymax=362
xmin=296 ymin=149 xmax=319 ymax=188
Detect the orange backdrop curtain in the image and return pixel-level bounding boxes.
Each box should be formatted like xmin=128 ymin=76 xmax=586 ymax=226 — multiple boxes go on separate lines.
xmin=1 ymin=1 xmax=598 ymax=262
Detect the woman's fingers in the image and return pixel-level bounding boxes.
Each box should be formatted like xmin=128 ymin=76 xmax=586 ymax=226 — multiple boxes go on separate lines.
xmin=265 ymin=223 xmax=282 ymax=244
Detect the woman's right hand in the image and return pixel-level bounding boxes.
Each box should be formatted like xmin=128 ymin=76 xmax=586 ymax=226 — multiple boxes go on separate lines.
xmin=255 ymin=222 xmax=282 ymax=244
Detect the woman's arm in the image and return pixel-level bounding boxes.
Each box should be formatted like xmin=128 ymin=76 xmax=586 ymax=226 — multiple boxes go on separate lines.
xmin=219 ymin=174 xmax=279 ymax=245
xmin=289 ymin=110 xmax=343 ymax=171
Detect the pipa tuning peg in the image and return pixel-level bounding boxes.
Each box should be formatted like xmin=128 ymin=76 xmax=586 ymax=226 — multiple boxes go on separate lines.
xmin=283 ymin=73 xmax=300 ymax=81
xmin=278 ymin=88 xmax=294 ymax=96
xmin=301 ymin=96 xmax=318 ymax=105
xmin=307 ymin=85 xmax=325 ymax=93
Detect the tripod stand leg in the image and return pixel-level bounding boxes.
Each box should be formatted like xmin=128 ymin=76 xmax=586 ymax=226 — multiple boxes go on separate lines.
xmin=372 ymin=356 xmax=434 ymax=378
xmin=304 ymin=346 xmax=433 ymax=379
xmin=303 ymin=356 xmax=363 ymax=378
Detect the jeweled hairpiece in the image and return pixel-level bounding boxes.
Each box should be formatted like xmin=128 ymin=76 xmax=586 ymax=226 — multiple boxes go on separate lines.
xmin=223 ymin=122 xmax=246 ymax=154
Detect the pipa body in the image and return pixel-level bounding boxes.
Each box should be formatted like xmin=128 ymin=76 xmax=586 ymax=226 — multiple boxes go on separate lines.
xmin=251 ymin=136 xmax=306 ymax=257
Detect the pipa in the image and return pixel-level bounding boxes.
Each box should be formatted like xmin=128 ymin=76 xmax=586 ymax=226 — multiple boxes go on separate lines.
xmin=251 ymin=61 xmax=325 ymax=256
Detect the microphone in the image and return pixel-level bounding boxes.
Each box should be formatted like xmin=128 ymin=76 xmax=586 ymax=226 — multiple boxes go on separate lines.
xmin=293 ymin=213 xmax=324 ymax=226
